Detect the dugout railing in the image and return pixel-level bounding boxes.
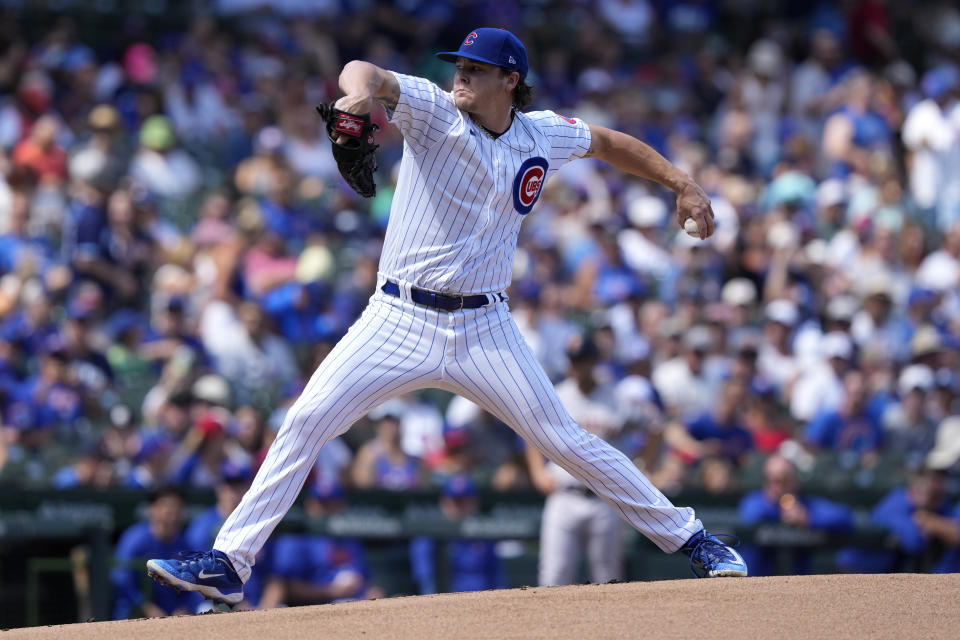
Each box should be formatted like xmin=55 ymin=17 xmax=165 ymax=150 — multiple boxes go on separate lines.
xmin=0 ymin=485 xmax=929 ymax=628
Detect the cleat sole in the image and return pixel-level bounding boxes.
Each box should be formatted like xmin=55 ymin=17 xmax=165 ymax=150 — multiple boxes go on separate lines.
xmin=145 ymin=560 xmax=243 ymax=606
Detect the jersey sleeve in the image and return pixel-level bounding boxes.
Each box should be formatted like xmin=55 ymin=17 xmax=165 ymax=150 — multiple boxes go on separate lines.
xmin=526 ymin=110 xmax=592 ymax=166
xmin=387 ymin=72 xmax=461 ymax=155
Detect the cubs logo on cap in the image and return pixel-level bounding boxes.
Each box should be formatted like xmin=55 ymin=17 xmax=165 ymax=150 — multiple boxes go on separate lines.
xmin=436 ymin=27 xmax=529 ymax=79
xmin=512 ymin=156 xmax=549 ymax=215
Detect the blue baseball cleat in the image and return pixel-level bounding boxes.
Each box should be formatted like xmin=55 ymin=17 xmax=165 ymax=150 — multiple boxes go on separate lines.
xmin=146 ymin=550 xmax=244 ymax=605
xmin=681 ymin=530 xmax=748 ymax=578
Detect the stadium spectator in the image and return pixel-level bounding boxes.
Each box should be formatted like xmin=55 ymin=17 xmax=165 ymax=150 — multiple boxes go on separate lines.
xmin=410 ymin=474 xmax=505 ymax=594
xmin=129 ymin=115 xmax=201 ymax=199
xmin=804 ymin=370 xmax=884 ymax=465
xmin=183 ymin=459 xmax=271 ymax=609
xmin=351 ymin=403 xmax=425 ymax=491
xmin=739 ymin=454 xmax=855 ymax=576
xmin=883 ymin=364 xmax=940 ymax=468
xmin=664 ymin=378 xmax=754 ymax=470
xmin=111 ymin=486 xmax=200 ymax=618
xmin=259 ymin=480 xmax=374 ymax=607
xmin=837 ymin=467 xmax=959 ymax=573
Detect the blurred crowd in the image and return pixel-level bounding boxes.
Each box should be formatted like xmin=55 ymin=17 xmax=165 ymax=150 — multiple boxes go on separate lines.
xmin=1 ymin=0 xmax=960 ymax=606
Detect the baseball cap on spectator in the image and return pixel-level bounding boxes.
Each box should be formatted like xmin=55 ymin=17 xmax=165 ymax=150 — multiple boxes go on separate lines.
xmin=443 ymin=427 xmax=471 ymax=452
xmin=567 ymin=334 xmax=600 ymax=362
xmin=308 ymin=479 xmax=346 ymax=501
xmin=220 ymin=459 xmax=252 ymax=484
xmin=816 ymin=178 xmax=847 ymax=210
xmin=42 ymin=334 xmax=68 ymax=359
xmin=821 ymin=332 xmax=853 ymax=361
xmin=910 ymin=325 xmax=942 ymax=358
xmin=898 ymin=364 xmax=935 ymax=396
xmin=446 ymin=395 xmax=481 ymax=430
xmin=927 ymin=417 xmax=960 ymax=470
xmin=192 ymin=374 xmax=231 ymax=407
xmin=442 ymin=473 xmax=478 ymax=499
xmin=683 ymin=325 xmax=713 ymax=353
xmin=627 ymin=195 xmax=668 ymax=228
xmin=747 ymin=39 xmax=784 ymax=77
xmin=436 ymin=28 xmax=529 ymax=80
xmin=921 ymin=67 xmax=958 ymax=100
xmin=704 ymin=302 xmax=733 ymax=325
xmin=721 ymin=278 xmax=757 ymax=307
xmin=110 ymin=403 xmax=134 ymax=430
xmin=733 ymin=332 xmax=761 ymax=355
xmin=107 ymin=309 xmax=145 ymax=340
xmin=254 ymin=126 xmax=285 ymax=155
xmin=765 ymin=174 xmax=816 ymax=210
xmin=369 ymin=399 xmax=406 ymax=421
xmin=859 ymin=274 xmax=893 ymax=301
xmin=907 ymin=287 xmax=937 ymax=309
xmin=135 ymin=432 xmax=172 ymax=464
xmin=766 ymin=220 xmax=801 ymax=250
xmin=578 ymin=68 xmax=615 ymax=95
xmin=884 ymin=60 xmax=917 ymax=88
xmin=123 ymin=43 xmax=157 ymax=84
xmin=915 ymin=251 xmax=959 ymax=291
xmin=935 ymin=368 xmax=957 ymax=392
xmin=67 ymin=282 xmax=104 ymax=320
xmin=140 ymin=115 xmax=175 ymax=151
xmin=17 ymin=71 xmax=53 ymax=114
xmin=802 ymin=238 xmax=829 ymax=265
xmin=295 ymin=245 xmax=335 ymax=283
xmin=196 ymin=413 xmax=225 ymax=439
xmin=615 ymin=375 xmax=658 ymax=423
xmin=765 ymin=299 xmax=799 ymax=326
xmin=825 ymin=295 xmax=858 ymax=324
xmin=88 ymin=104 xmax=121 ymax=132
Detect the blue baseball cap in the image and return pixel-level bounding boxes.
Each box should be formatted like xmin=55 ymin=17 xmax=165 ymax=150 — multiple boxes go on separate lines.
xmin=220 ymin=459 xmax=253 ymax=484
xmin=442 ymin=473 xmax=478 ymax=499
xmin=308 ymin=479 xmax=345 ymax=501
xmin=436 ymin=28 xmax=529 ymax=79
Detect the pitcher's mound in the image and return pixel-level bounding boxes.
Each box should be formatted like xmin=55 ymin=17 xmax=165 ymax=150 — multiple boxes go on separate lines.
xmin=6 ymin=574 xmax=959 ymax=640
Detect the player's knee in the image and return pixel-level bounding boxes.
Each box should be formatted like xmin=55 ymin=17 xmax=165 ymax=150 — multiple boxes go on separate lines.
xmin=540 ymin=428 xmax=593 ymax=460
xmin=281 ymin=396 xmax=349 ymax=436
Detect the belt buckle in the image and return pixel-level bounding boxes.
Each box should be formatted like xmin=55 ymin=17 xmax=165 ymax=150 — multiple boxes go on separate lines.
xmin=454 ymin=295 xmax=464 ymax=311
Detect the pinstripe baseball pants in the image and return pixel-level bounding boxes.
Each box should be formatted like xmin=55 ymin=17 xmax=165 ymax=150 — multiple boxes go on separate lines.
xmin=215 ymin=287 xmax=702 ymax=582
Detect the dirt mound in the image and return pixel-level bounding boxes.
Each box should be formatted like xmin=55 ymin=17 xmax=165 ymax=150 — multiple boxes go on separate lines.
xmin=5 ymin=574 xmax=958 ymax=640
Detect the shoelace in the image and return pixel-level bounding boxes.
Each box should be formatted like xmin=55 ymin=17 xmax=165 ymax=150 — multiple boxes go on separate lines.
xmin=685 ymin=532 xmax=741 ymax=578
xmin=176 ymin=550 xmax=219 ymax=569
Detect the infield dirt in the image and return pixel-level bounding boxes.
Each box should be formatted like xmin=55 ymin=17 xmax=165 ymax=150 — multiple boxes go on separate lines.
xmin=4 ymin=573 xmax=958 ymax=640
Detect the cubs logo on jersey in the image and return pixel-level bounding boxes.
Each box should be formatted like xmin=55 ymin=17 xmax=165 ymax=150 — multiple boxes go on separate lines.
xmin=512 ymin=156 xmax=549 ymax=215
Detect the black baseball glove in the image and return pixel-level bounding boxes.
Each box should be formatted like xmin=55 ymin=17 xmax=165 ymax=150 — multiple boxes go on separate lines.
xmin=316 ymin=103 xmax=380 ymax=198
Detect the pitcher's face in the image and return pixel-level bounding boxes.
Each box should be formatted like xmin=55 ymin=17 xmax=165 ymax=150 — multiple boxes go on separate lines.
xmin=452 ymin=58 xmax=516 ymax=113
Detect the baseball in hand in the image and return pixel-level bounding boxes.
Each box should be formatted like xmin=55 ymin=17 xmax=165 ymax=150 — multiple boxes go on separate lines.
xmin=683 ymin=218 xmax=700 ymax=237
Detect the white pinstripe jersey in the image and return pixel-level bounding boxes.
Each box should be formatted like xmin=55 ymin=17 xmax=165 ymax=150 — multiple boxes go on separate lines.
xmin=380 ymin=72 xmax=592 ymax=295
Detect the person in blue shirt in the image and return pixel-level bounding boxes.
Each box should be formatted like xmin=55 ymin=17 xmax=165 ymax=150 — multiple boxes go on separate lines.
xmin=183 ymin=459 xmax=271 ymax=609
xmin=258 ymin=480 xmax=373 ymax=608
xmin=837 ymin=467 xmax=960 ymax=573
xmin=665 ymin=378 xmax=754 ymax=467
xmin=410 ymin=474 xmax=505 ymax=595
xmin=739 ymin=454 xmax=855 ymax=576
xmin=805 ymin=370 xmax=883 ymax=464
xmin=112 ymin=486 xmax=201 ymax=619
